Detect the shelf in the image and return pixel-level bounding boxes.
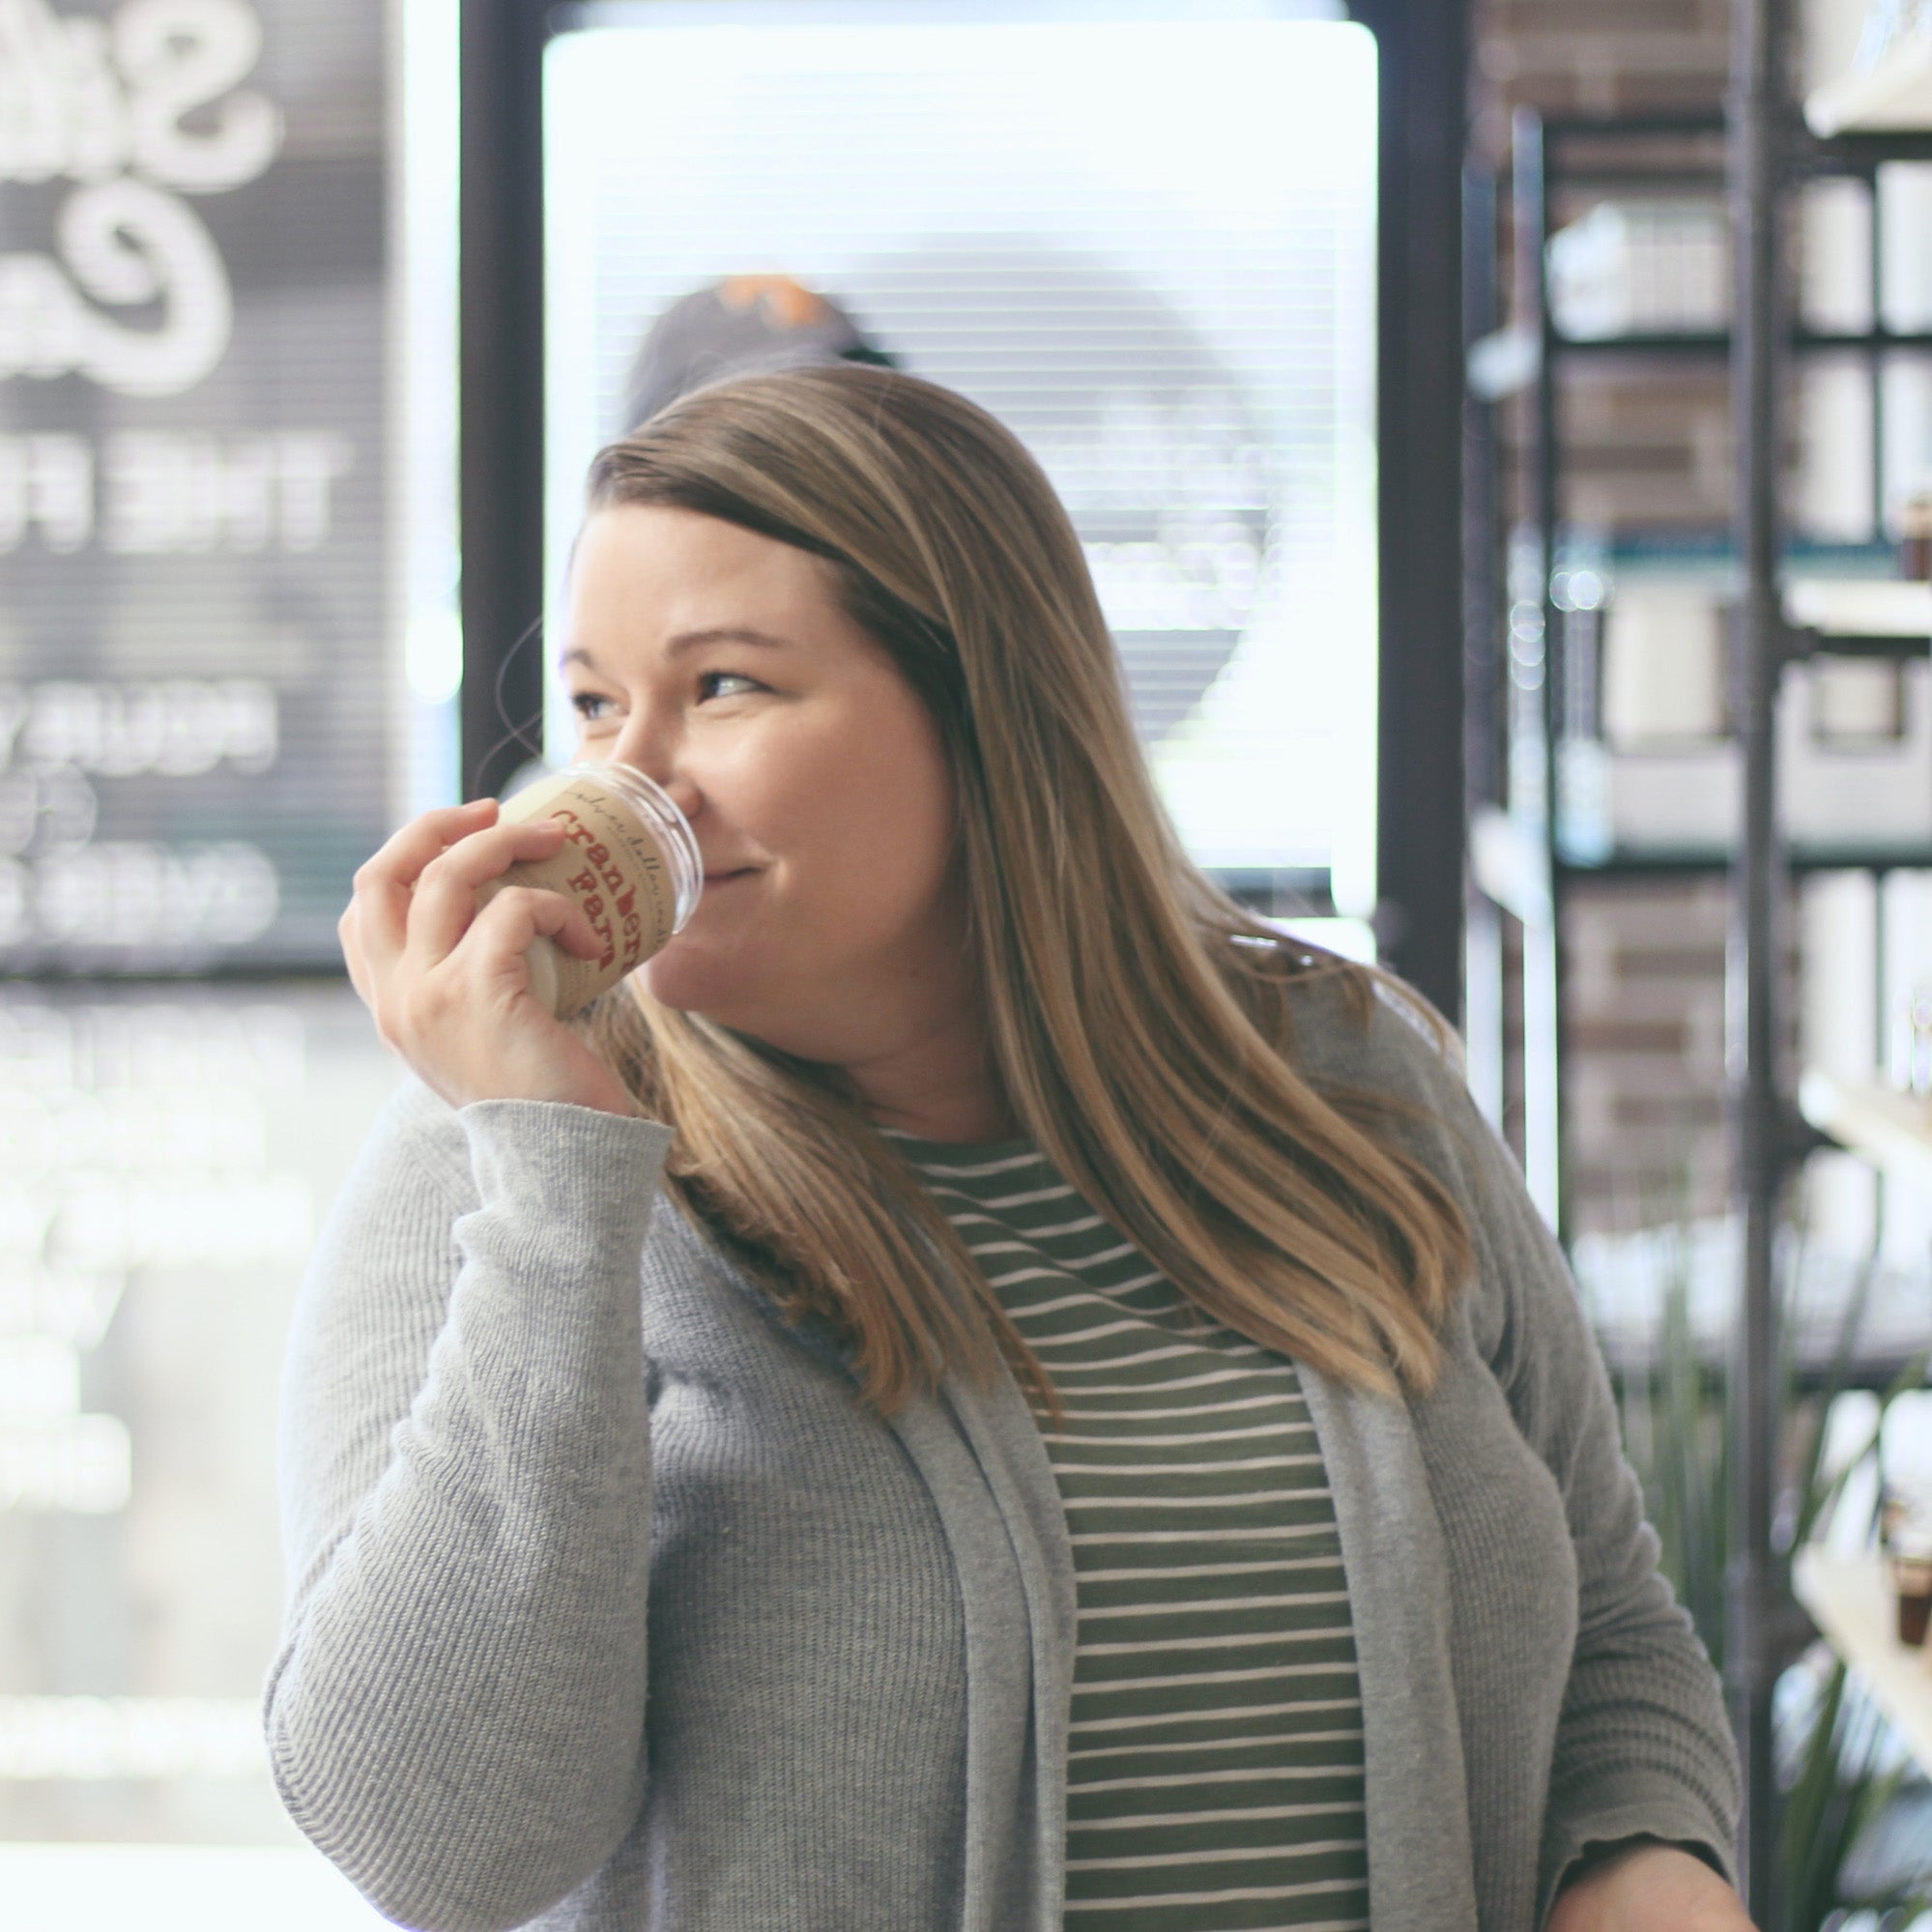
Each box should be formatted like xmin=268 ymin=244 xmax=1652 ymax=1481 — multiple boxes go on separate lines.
xmin=1799 ymin=1069 xmax=1932 ymax=1182
xmin=1804 ymin=129 xmax=1932 ymax=167
xmin=1532 ymin=107 xmax=1932 ymax=172
xmin=1807 ymin=38 xmax=1932 ymax=138
xmin=1793 ymin=1547 xmax=1932 ymax=1780
xmin=1788 ymin=577 xmax=1932 ymax=650
xmin=1606 ymin=536 xmax=1899 ymax=573
xmin=1550 ymin=330 xmax=1932 ymax=359
xmin=1788 ymin=580 xmax=1932 ymax=632
xmin=1557 ymin=847 xmax=1932 ymax=879
xmin=1509 ymin=92 xmax=1932 ymax=1901
xmin=1543 ymin=115 xmax=1726 ymax=137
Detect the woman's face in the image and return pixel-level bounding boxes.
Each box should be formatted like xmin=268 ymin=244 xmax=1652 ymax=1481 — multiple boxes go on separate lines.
xmin=559 ymin=504 xmax=969 ymax=1063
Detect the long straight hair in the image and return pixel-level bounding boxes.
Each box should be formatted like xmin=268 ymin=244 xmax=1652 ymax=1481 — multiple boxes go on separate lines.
xmin=580 ymin=363 xmax=1471 ymax=1425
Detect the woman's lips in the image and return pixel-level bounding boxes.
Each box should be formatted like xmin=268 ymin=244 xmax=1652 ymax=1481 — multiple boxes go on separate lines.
xmin=702 ymin=868 xmax=755 ymax=886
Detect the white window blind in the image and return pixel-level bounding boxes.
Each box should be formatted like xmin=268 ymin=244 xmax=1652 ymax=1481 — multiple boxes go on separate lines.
xmin=545 ymin=2 xmax=1378 ymax=910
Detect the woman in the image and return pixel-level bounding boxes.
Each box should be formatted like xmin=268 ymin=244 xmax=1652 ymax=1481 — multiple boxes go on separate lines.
xmin=269 ymin=365 xmax=1746 ymax=1932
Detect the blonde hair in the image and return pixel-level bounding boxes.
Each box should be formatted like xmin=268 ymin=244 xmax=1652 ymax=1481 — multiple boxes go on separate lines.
xmin=581 ymin=363 xmax=1470 ymax=1425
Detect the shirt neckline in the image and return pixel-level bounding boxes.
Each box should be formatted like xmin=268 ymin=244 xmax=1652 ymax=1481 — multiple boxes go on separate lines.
xmin=879 ymin=1126 xmax=1040 ymax=1167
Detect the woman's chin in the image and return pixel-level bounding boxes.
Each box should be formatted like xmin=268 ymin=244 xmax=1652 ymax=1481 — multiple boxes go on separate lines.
xmin=636 ymin=947 xmax=750 ymax=1020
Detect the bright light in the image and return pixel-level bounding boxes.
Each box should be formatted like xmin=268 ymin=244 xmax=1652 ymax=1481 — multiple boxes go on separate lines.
xmin=545 ymin=9 xmax=1378 ymax=905
xmin=0 ymin=1842 xmax=389 ymax=1931
xmin=1264 ymin=915 xmax=1377 ymax=964
xmin=404 ymin=610 xmax=463 ymax=705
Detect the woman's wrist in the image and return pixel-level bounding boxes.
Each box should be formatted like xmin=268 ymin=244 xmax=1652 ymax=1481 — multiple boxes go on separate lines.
xmin=1548 ymin=1840 xmax=1751 ymax=1931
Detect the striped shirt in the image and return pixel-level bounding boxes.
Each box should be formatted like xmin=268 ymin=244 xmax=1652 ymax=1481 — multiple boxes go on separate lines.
xmin=891 ymin=1133 xmax=1370 ymax=1932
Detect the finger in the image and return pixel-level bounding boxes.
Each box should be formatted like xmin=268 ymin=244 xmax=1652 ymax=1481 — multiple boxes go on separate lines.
xmin=405 ymin=820 xmax=574 ymax=966
xmin=351 ymin=799 xmax=499 ymax=960
xmin=463 ymin=884 xmax=608 ymax=984
xmin=338 ymin=899 xmax=370 ymax=1006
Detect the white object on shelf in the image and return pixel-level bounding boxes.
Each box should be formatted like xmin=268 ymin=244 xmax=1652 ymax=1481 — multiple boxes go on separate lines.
xmin=1577 ymin=655 xmax=1932 ymax=855
xmin=1818 ymin=1392 xmax=1887 ymax=1561
xmin=1572 ymin=1215 xmax=1932 ymax=1372
xmin=1788 ymin=577 xmax=1927 ymax=751
xmin=1786 ymin=576 xmax=1932 ymax=638
xmin=1807 ymin=29 xmax=1932 ymax=136
xmin=1600 ymin=589 xmax=1728 ymax=747
xmin=1545 ymin=200 xmax=1729 ymax=340
xmin=1814 ymin=660 xmax=1910 ymax=741
xmin=1799 ymin=1065 xmax=1932 ymax=1183
xmin=1793 ymin=1546 xmax=1932 ymax=1779
xmin=1883 ymin=1396 xmax=1932 ymax=1506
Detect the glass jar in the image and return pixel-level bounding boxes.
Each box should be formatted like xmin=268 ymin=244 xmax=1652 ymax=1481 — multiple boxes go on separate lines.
xmin=479 ymin=762 xmax=703 ymax=1020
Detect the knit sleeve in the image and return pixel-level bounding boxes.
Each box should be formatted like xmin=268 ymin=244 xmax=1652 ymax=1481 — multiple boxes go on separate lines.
xmin=264 ymin=1078 xmax=675 ymax=1932
xmin=1362 ymin=990 xmax=1742 ymax=1924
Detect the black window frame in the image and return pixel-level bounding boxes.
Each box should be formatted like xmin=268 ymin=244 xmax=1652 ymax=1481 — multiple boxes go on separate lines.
xmin=460 ymin=0 xmax=1468 ymax=1017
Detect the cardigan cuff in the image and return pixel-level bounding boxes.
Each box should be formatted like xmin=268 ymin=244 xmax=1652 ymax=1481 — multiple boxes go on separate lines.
xmin=1540 ymin=1793 xmax=1738 ymax=1930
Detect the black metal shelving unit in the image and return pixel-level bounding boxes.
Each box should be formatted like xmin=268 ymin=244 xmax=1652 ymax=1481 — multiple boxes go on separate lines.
xmin=1466 ymin=25 xmax=1932 ymax=1917
xmin=1473 ymin=102 xmax=1932 ymax=1229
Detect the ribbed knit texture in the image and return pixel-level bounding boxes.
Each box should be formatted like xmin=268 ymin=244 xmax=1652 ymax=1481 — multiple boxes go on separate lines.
xmin=267 ymin=973 xmax=1740 ymax=1932
xmin=897 ymin=1136 xmax=1370 ymax=1931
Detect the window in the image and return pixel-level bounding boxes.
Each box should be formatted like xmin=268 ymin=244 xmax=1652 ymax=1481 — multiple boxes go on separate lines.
xmin=545 ymin=0 xmax=1379 ymax=919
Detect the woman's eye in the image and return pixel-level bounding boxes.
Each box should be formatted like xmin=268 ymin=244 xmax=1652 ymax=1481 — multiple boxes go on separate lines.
xmin=570 ymin=674 xmax=762 ymax=721
xmin=698 ymin=671 xmax=763 ymax=702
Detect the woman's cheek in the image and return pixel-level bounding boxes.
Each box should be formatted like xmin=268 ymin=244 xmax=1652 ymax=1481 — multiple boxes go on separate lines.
xmin=703 ymin=709 xmax=806 ymax=806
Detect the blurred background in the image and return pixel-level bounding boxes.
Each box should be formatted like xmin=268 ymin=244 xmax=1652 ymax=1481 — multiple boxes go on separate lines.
xmin=4 ymin=0 xmax=1932 ymax=1924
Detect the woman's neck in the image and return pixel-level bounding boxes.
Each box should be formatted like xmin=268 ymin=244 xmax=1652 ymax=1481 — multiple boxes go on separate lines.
xmin=842 ymin=1008 xmax=1019 ymax=1145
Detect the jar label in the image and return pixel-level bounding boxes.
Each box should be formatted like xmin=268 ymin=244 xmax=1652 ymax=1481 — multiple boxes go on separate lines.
xmin=482 ymin=770 xmax=678 ymax=1017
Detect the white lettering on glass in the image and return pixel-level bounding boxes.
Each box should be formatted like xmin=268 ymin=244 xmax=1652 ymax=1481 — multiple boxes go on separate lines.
xmin=0 ymin=1696 xmax=267 ymax=1777
xmin=0 ymin=999 xmax=312 ymax=1521
xmin=0 ymin=430 xmax=357 ymax=553
xmin=0 ymin=1261 xmax=126 ymax=1347
xmin=0 ymin=432 xmax=92 ymax=549
xmin=0 ymin=678 xmax=278 ymax=776
xmin=0 ymin=1414 xmax=130 ymax=1511
xmin=34 ymin=839 xmax=278 ymax=944
xmin=0 ymin=0 xmax=282 ymax=396
xmin=0 ymin=763 xmax=97 ymax=855
xmin=103 ymin=428 xmax=353 ymax=552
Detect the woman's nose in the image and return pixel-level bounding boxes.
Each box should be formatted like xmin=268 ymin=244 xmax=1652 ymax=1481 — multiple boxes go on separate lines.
xmin=658 ymin=773 xmax=703 ymax=822
xmin=609 ymin=717 xmax=702 ymax=822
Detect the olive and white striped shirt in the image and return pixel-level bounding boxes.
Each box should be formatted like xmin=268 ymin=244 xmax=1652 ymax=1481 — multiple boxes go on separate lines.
xmin=891 ymin=1133 xmax=1370 ymax=1932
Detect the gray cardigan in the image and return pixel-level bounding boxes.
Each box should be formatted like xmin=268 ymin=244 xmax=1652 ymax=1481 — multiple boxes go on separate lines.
xmin=266 ymin=976 xmax=1739 ymax=1932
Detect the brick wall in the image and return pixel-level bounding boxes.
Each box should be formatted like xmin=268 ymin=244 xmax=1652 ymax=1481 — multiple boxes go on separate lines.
xmin=1473 ymin=0 xmax=1729 ymax=144
xmin=1561 ymin=877 xmax=1730 ymax=1232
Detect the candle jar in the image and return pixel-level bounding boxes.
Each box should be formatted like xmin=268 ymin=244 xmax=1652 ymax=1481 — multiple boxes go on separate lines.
xmin=1892 ymin=1544 xmax=1932 ymax=1648
xmin=476 ymin=763 xmax=702 ymax=1020
xmin=1900 ymin=490 xmax=1932 ymax=582
xmin=1908 ymin=985 xmax=1932 ymax=1099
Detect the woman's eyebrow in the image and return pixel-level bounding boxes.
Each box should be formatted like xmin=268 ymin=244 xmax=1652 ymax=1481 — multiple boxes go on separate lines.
xmin=557 ymin=628 xmax=796 ymax=674
xmin=663 ymin=625 xmax=796 ymax=657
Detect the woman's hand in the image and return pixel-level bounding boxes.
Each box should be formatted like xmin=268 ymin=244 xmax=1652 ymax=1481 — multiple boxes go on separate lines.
xmin=1547 ymin=1842 xmax=1754 ymax=1932
xmin=339 ymin=797 xmax=641 ymax=1117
